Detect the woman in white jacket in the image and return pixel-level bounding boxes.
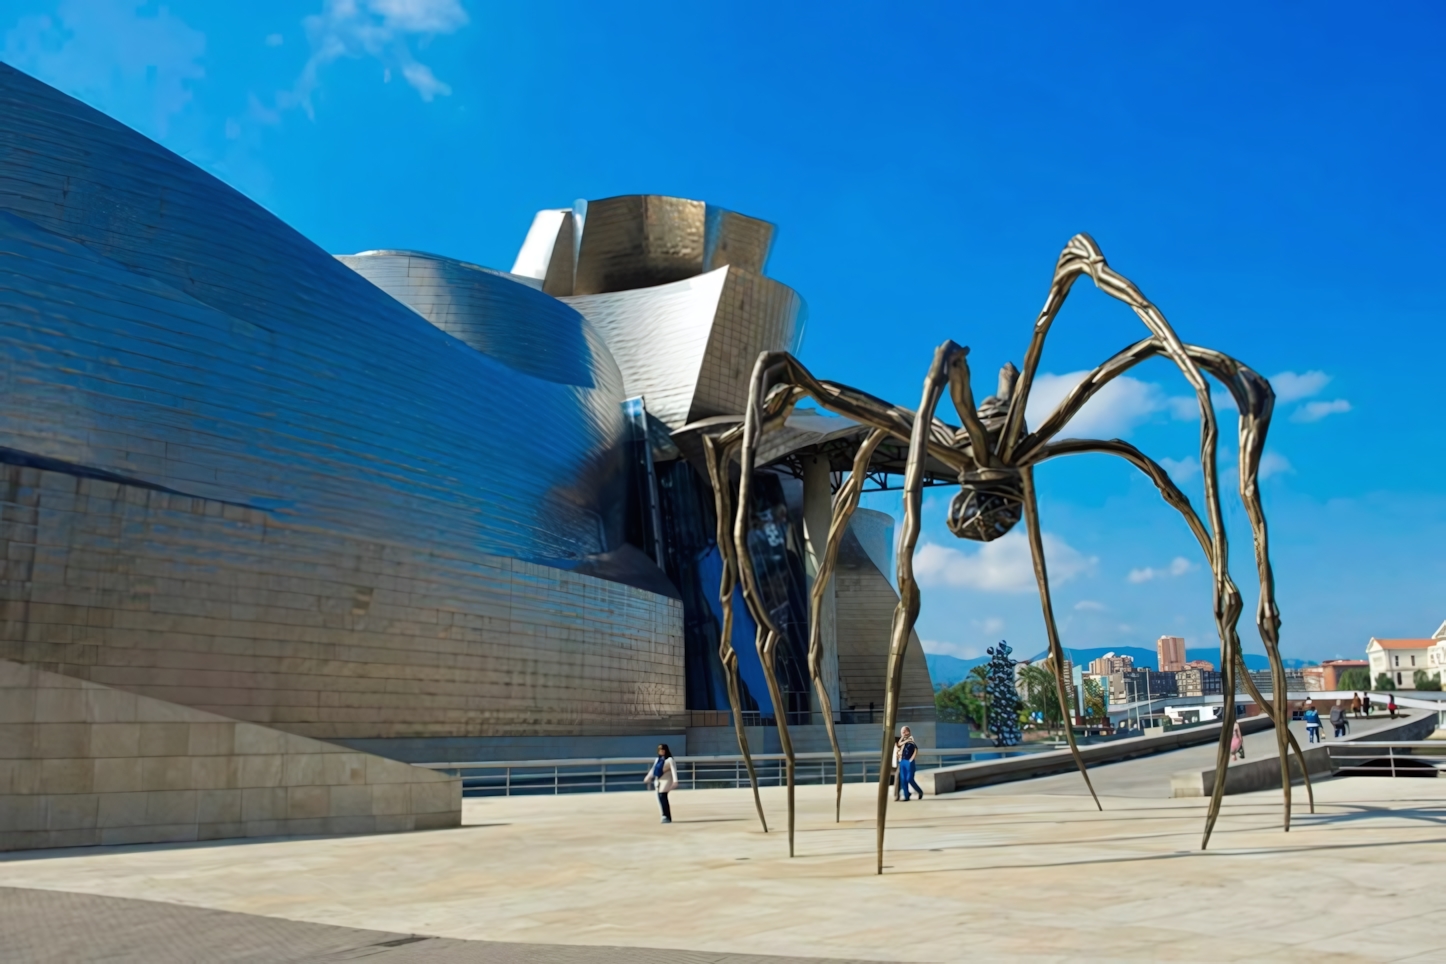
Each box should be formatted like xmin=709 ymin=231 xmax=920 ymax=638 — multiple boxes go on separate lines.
xmin=643 ymin=743 xmax=679 ymax=824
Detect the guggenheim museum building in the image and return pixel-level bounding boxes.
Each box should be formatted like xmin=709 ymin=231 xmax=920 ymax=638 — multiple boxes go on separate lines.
xmin=0 ymin=64 xmax=937 ymax=772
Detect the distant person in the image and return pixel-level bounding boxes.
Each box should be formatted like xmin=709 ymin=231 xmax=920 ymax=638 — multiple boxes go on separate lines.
xmin=1230 ymin=721 xmax=1245 ymax=761
xmin=1303 ymin=702 xmax=1322 ymax=744
xmin=898 ymin=726 xmax=924 ymax=801
xmin=1388 ymin=694 xmax=1398 ymax=719
xmin=643 ymin=743 xmax=679 ymax=824
xmin=1329 ymin=701 xmax=1347 ymax=739
xmin=1350 ymin=692 xmax=1362 ymax=718
xmin=1363 ymin=693 xmax=1373 ymax=717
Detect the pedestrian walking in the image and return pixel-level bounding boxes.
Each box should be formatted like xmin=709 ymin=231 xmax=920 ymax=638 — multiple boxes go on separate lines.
xmin=890 ymin=736 xmax=902 ymax=801
xmin=1350 ymin=692 xmax=1362 ymax=718
xmin=1363 ymin=693 xmax=1373 ymax=717
xmin=1329 ymin=700 xmax=1347 ymax=739
xmin=898 ymin=726 xmax=924 ymax=801
xmin=1303 ymin=702 xmax=1322 ymax=744
xmin=1229 ymin=721 xmax=1245 ymax=761
xmin=1388 ymin=694 xmax=1398 ymax=719
xmin=643 ymin=743 xmax=679 ymax=824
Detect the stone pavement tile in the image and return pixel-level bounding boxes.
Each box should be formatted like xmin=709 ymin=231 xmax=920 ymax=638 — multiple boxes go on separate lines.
xmin=0 ymin=886 xmax=882 ymax=964
xmin=1 ymin=777 xmax=1444 ymax=962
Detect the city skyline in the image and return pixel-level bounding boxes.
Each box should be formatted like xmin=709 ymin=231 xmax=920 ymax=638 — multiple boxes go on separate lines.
xmin=5 ymin=1 xmax=1442 ymax=665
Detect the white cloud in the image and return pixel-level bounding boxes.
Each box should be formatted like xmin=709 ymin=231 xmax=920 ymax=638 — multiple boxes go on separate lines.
xmin=1025 ymin=371 xmax=1194 ymax=440
xmin=1127 ymin=556 xmax=1196 ymax=584
xmin=975 ymin=617 xmax=1005 ymax=634
xmin=922 ymin=639 xmax=983 ymax=660
xmin=287 ymin=0 xmax=468 ymax=117
xmin=1269 ymin=371 xmax=1350 ymax=423
xmin=914 ymin=530 xmax=1095 ymax=593
xmin=3 ymin=0 xmax=205 ymax=139
xmin=1290 ymin=398 xmax=1352 ymax=423
xmin=1270 ymin=370 xmax=1330 ymax=403
xmin=1074 ymin=600 xmax=1107 ymax=612
xmin=1158 ymin=456 xmax=1200 ymax=481
xmin=265 ymin=33 xmax=285 ymax=47
xmin=1259 ymin=451 xmax=1293 ymax=478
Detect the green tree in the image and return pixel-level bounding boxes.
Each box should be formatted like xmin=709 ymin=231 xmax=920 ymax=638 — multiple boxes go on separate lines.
xmin=1016 ymin=662 xmax=1063 ymax=730
xmin=1082 ymin=676 xmax=1107 ymax=720
xmin=1413 ymin=669 xmax=1442 ymax=691
xmin=1375 ymin=672 xmax=1395 ymax=691
xmin=934 ymin=665 xmax=990 ymax=730
xmin=1337 ymin=667 xmax=1371 ymax=691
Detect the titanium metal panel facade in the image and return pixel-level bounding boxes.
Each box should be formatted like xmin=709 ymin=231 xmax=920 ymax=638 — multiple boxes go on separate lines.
xmin=563 ymin=267 xmax=804 ymax=429
xmin=0 ymin=65 xmax=684 ymax=739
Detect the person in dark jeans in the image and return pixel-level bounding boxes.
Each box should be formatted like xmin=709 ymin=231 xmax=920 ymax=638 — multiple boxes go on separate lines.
xmin=1303 ymin=702 xmax=1322 ymax=744
xmin=1329 ymin=701 xmax=1347 ymax=739
xmin=898 ymin=727 xmax=924 ymax=801
xmin=643 ymin=743 xmax=679 ymax=824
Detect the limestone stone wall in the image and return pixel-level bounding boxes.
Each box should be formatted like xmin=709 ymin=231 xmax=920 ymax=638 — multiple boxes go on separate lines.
xmin=834 ymin=531 xmax=936 ymax=717
xmin=0 ymin=463 xmax=686 ymax=740
xmin=0 ymin=658 xmax=460 ymax=852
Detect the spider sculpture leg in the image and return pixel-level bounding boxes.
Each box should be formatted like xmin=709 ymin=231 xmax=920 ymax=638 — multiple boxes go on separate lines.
xmin=1036 ymin=436 xmax=1313 ymax=846
xmin=1000 ymin=236 xmax=1295 ymax=842
xmin=1028 ymin=337 xmax=1310 ymax=831
xmin=756 ymin=626 xmax=796 ymax=854
xmin=1019 ymin=339 xmax=1313 ymax=828
xmin=1018 ymin=466 xmax=1102 ymax=811
xmin=701 ymin=433 xmax=768 ymax=834
xmin=942 ymin=347 xmax=1101 ymax=807
xmin=1207 ymin=351 xmax=1302 ymax=827
xmin=807 ymin=427 xmax=888 ymax=822
xmin=875 ymin=340 xmax=962 ymax=875
xmin=733 ymin=359 xmax=808 ymax=857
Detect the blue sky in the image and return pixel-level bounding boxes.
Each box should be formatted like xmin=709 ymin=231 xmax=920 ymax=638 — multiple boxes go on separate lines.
xmin=5 ymin=1 xmax=1443 ymax=666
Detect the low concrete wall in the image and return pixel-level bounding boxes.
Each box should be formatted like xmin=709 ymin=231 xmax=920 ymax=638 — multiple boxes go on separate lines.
xmin=685 ymin=721 xmax=981 ymax=757
xmin=923 ymin=716 xmax=1276 ymax=795
xmin=1170 ymin=712 xmax=1441 ymax=798
xmin=0 ymin=659 xmax=460 ymax=852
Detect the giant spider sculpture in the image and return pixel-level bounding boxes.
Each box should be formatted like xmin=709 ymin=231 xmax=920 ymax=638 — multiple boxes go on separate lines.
xmin=701 ymin=234 xmax=1312 ymax=873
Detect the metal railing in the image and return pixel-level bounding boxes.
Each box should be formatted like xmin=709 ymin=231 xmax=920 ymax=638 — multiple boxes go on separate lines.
xmin=417 ymin=746 xmax=1052 ymax=797
xmin=1326 ymin=741 xmax=1446 ymax=778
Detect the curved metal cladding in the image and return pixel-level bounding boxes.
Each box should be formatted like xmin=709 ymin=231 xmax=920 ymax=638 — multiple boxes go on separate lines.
xmin=563 ymin=268 xmax=804 ymax=430
xmin=0 ymin=65 xmax=684 ymax=739
xmin=336 ymin=249 xmax=628 ymax=544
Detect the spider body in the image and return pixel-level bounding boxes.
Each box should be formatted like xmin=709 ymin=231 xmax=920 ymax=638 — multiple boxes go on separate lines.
xmin=704 ymin=233 xmax=1308 ymax=873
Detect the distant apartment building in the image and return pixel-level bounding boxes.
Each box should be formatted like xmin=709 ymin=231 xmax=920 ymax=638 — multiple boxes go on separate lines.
xmin=1089 ymin=653 xmax=1135 ymax=676
xmin=1299 ymin=660 xmax=1368 ymax=691
xmin=1109 ymin=669 xmax=1178 ymax=703
xmin=1247 ymin=669 xmax=1309 ymax=694
xmin=1175 ymin=668 xmax=1222 ymax=697
xmin=1157 ymin=636 xmax=1187 ymax=672
xmin=1183 ymin=659 xmax=1215 ymax=671
xmin=1423 ymin=621 xmax=1446 ymax=683
xmin=1367 ymin=636 xmax=1436 ymax=689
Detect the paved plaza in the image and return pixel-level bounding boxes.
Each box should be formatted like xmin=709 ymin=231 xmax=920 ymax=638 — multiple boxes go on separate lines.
xmin=3 ymin=755 xmax=1445 ymax=963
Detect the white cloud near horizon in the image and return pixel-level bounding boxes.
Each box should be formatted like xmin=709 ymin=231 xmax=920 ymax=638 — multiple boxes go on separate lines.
xmin=1158 ymin=456 xmax=1200 ymax=481
xmin=1270 ymin=370 xmax=1330 ymax=403
xmin=1270 ymin=370 xmax=1351 ymax=424
xmin=3 ymin=0 xmax=205 ymax=139
xmin=287 ymin=0 xmax=468 ymax=118
xmin=1291 ymin=398 xmax=1352 ymax=423
xmin=1024 ymin=371 xmax=1197 ymax=440
xmin=1074 ymin=600 xmax=1107 ymax=611
xmin=1127 ymin=556 xmax=1196 ymax=584
xmin=915 ymin=530 xmax=1096 ymax=593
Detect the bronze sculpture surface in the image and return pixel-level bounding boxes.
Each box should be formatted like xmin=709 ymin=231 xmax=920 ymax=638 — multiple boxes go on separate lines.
xmin=704 ymin=234 xmax=1308 ymax=871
